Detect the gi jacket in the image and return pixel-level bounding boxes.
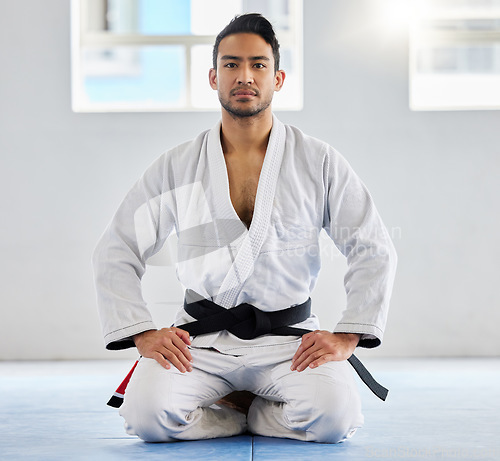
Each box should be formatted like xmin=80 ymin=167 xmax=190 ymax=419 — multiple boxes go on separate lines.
xmin=92 ymin=115 xmax=397 ymax=353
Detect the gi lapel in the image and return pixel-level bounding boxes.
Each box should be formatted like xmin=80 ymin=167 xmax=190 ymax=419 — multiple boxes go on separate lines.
xmin=212 ymin=115 xmax=286 ymax=308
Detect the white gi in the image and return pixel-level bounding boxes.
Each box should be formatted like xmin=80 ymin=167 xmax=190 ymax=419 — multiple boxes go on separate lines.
xmin=92 ymin=115 xmax=397 ymax=443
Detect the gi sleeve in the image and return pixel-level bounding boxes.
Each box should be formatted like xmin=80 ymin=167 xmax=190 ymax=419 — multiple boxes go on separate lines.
xmin=92 ymin=153 xmax=176 ymax=350
xmin=322 ymin=146 xmax=397 ymax=348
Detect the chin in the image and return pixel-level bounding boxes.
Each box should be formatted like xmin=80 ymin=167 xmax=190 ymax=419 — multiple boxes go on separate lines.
xmin=221 ymin=100 xmax=271 ymax=119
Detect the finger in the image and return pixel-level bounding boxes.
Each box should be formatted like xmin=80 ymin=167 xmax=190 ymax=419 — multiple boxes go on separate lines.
xmin=300 ymin=331 xmax=319 ymax=346
xmin=295 ymin=348 xmax=327 ymax=372
xmin=170 ymin=333 xmax=194 ymax=364
xmin=163 ymin=335 xmax=194 ymax=372
xmin=291 ymin=332 xmax=317 ymax=363
xmin=291 ymin=343 xmax=323 ymax=371
xmin=291 ymin=347 xmax=310 ymax=370
xmin=152 ymin=351 xmax=171 ymax=370
xmin=160 ymin=347 xmax=190 ymax=373
xmin=291 ymin=332 xmax=322 ymax=369
xmin=291 ymin=345 xmax=303 ymax=365
xmin=168 ymin=344 xmax=193 ymax=372
xmin=309 ymin=353 xmax=336 ymax=369
xmin=173 ymin=328 xmax=192 ymax=346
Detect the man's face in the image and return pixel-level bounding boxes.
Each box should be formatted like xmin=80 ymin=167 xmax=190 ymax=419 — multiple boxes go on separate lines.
xmin=209 ymin=33 xmax=285 ymax=118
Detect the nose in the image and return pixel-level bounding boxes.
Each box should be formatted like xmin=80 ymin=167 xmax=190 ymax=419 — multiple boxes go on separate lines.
xmin=237 ymin=66 xmax=254 ymax=85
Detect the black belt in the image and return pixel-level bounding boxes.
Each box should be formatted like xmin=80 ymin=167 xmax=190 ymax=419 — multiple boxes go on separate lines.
xmin=178 ymin=295 xmax=388 ymax=401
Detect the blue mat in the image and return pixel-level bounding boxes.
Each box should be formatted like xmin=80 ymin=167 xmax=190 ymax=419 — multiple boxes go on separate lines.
xmin=1 ymin=359 xmax=499 ymax=460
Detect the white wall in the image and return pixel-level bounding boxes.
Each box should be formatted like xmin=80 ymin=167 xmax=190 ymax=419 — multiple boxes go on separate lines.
xmin=1 ymin=0 xmax=499 ymax=360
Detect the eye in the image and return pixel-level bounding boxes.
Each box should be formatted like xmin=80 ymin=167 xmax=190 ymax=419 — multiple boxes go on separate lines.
xmin=254 ymin=63 xmax=266 ymax=69
xmin=224 ymin=62 xmax=237 ymax=68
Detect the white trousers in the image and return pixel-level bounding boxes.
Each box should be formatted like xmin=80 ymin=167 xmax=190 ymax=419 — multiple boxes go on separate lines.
xmin=119 ymin=340 xmax=364 ymax=443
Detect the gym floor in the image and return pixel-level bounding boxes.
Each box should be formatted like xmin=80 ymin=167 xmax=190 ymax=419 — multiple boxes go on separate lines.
xmin=1 ymin=358 xmax=499 ymax=460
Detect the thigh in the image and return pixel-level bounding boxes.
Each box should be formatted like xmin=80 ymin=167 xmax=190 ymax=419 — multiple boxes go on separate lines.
xmin=119 ymin=352 xmax=246 ymax=442
xmin=250 ymin=359 xmax=363 ymax=442
xmin=122 ymin=349 xmax=237 ymax=415
xmin=256 ymin=355 xmax=359 ymax=404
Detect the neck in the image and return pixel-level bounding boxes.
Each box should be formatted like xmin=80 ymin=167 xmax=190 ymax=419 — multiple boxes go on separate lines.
xmin=220 ymin=109 xmax=273 ymax=156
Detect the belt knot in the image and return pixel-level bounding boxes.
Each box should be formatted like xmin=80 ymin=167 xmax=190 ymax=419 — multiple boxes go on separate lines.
xmin=229 ymin=303 xmax=273 ymax=339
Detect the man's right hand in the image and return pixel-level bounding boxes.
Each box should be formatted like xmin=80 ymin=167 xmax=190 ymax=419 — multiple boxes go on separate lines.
xmin=133 ymin=328 xmax=193 ymax=373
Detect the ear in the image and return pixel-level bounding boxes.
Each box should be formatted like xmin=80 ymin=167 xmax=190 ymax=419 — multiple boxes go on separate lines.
xmin=274 ymin=70 xmax=286 ymax=92
xmin=209 ymin=68 xmax=217 ymax=90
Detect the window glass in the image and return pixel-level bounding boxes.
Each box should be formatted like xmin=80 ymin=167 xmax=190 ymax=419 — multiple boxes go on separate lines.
xmin=72 ymin=0 xmax=302 ymax=112
xmin=410 ymin=0 xmax=500 ymax=110
xmin=82 ymin=46 xmax=185 ymax=108
xmin=191 ymin=45 xmax=218 ymax=108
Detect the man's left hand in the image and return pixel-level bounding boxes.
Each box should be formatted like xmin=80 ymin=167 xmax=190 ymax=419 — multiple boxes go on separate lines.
xmin=291 ymin=331 xmax=360 ymax=372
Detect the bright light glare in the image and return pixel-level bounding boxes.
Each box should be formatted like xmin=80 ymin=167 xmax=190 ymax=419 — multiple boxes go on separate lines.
xmin=380 ymin=0 xmax=429 ymax=32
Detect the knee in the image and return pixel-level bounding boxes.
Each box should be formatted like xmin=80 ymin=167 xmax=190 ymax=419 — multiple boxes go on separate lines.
xmin=306 ymin=380 xmax=363 ymax=443
xmin=284 ymin=375 xmax=363 ymax=443
xmin=120 ymin=394 xmax=171 ymax=442
xmin=120 ymin=380 xmax=193 ymax=442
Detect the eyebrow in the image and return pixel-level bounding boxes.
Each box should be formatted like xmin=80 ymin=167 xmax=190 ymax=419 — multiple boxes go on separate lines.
xmin=220 ymin=55 xmax=271 ymax=62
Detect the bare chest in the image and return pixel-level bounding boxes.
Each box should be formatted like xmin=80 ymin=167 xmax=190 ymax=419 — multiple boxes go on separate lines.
xmin=225 ymin=157 xmax=263 ymax=229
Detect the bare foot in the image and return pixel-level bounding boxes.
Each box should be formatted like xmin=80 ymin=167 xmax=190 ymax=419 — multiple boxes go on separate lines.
xmin=216 ymin=391 xmax=256 ymax=416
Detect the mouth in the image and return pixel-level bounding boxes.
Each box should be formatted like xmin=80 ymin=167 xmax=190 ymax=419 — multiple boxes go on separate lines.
xmin=231 ymin=89 xmax=258 ymax=97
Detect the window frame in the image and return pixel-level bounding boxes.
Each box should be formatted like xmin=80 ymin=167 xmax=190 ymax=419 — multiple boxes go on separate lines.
xmin=409 ymin=2 xmax=500 ymax=111
xmin=71 ymin=0 xmax=303 ymax=113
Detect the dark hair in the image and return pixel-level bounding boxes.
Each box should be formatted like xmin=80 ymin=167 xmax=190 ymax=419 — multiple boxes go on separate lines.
xmin=212 ymin=13 xmax=280 ymax=72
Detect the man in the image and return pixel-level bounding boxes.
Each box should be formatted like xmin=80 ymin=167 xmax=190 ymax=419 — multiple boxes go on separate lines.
xmin=92 ymin=13 xmax=397 ymax=444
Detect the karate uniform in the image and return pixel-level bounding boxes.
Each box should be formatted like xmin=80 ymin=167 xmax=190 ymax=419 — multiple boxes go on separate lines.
xmin=92 ymin=115 xmax=397 ymax=443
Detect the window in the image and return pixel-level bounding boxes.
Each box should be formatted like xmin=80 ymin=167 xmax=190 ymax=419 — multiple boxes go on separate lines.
xmin=71 ymin=0 xmax=303 ymax=112
xmin=410 ymin=0 xmax=500 ymax=110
